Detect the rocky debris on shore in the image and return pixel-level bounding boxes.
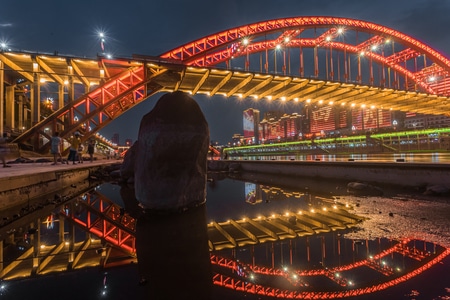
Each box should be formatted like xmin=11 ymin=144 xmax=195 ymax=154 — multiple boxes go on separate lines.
xmin=347 ymin=181 xmax=384 ymax=196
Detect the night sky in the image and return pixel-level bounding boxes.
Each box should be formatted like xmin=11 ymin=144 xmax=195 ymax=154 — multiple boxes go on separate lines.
xmin=1 ymin=0 xmax=450 ymax=144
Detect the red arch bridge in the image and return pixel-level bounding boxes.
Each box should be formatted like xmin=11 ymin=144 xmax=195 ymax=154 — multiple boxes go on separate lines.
xmin=0 ymin=16 xmax=449 ymax=152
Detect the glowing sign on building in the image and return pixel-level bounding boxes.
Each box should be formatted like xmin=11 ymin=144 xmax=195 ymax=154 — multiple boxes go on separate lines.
xmin=243 ymin=109 xmax=255 ymax=138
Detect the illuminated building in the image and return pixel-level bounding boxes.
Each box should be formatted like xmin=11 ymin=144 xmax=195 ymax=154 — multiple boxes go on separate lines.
xmin=111 ymin=133 xmax=120 ymax=145
xmin=241 ymin=106 xmax=409 ymax=144
xmin=404 ymin=113 xmax=450 ymax=129
xmin=243 ymin=108 xmax=260 ymax=144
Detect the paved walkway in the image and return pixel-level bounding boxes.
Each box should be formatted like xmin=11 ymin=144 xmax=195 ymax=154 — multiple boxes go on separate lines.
xmin=0 ymin=158 xmax=121 ymax=179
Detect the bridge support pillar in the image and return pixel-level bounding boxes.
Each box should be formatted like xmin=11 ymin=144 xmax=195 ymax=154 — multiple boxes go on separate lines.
xmin=0 ymin=240 xmax=3 ymax=272
xmin=0 ymin=60 xmax=3 ymax=135
xmin=31 ymin=73 xmax=41 ymax=126
xmin=5 ymin=85 xmax=15 ymax=132
xmin=58 ymin=84 xmax=64 ymax=111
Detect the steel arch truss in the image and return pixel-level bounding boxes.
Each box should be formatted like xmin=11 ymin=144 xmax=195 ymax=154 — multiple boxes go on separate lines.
xmin=61 ymin=191 xmax=137 ymax=255
xmin=212 ymin=245 xmax=450 ymax=299
xmin=161 ymin=16 xmax=450 ymax=96
xmin=13 ymin=64 xmax=163 ymax=153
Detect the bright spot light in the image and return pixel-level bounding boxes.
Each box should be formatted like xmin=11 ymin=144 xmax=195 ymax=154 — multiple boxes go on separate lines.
xmin=310 ymin=208 xmax=315 ymax=213
xmin=371 ymin=45 xmax=378 ymax=51
xmin=294 ymin=98 xmax=299 ymax=102
xmin=360 ymin=51 xmax=365 ymax=56
xmin=283 ymin=266 xmax=288 ymax=272
xmin=337 ymin=27 xmax=344 ymax=34
xmin=328 ymin=101 xmax=333 ymax=105
xmin=281 ymin=96 xmax=286 ymax=101
xmin=326 ymin=36 xmax=331 ymax=42
xmin=318 ymin=100 xmax=323 ymax=104
xmin=284 ymin=37 xmax=290 ymax=43
xmin=306 ymin=99 xmax=311 ymax=103
xmin=243 ymin=38 xmax=249 ymax=45
xmin=276 ymin=44 xmax=281 ymax=50
xmin=361 ymin=104 xmax=366 ymax=108
xmin=322 ymin=207 xmax=327 ymax=211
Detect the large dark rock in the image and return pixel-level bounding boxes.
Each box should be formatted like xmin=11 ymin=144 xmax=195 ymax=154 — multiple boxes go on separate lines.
xmin=127 ymin=91 xmax=212 ymax=298
xmin=134 ymin=91 xmax=210 ymax=211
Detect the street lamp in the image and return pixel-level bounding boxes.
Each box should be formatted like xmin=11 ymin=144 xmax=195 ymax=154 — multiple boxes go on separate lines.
xmin=98 ymin=32 xmax=106 ymax=52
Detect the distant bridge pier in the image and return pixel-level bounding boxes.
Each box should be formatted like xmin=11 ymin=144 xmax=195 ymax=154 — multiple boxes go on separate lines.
xmin=0 ymin=60 xmax=3 ymax=135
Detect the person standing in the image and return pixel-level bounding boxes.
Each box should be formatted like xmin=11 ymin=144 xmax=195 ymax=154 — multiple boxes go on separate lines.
xmin=87 ymin=139 xmax=95 ymax=162
xmin=67 ymin=132 xmax=81 ymax=165
xmin=50 ymin=132 xmax=64 ymax=165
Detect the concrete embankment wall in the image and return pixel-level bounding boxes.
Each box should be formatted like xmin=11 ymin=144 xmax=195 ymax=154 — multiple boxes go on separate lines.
xmin=0 ymin=166 xmax=104 ymax=212
xmin=214 ymin=160 xmax=450 ymax=188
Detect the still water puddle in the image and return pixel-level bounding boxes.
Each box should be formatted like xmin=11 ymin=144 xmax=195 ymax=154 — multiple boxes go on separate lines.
xmin=0 ymin=171 xmax=449 ymax=299
xmin=204 ymin=172 xmax=450 ymax=299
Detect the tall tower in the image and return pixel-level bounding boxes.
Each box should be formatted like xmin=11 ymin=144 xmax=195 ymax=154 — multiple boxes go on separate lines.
xmin=243 ymin=108 xmax=260 ymax=144
xmin=111 ymin=133 xmax=120 ymax=145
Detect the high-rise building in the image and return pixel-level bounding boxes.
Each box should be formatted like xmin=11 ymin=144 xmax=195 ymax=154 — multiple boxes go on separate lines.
xmin=111 ymin=133 xmax=120 ymax=145
xmin=243 ymin=108 xmax=260 ymax=144
xmin=404 ymin=113 xmax=450 ymax=129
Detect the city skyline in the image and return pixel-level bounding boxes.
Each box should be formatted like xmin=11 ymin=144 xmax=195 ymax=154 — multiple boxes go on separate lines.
xmin=1 ymin=0 xmax=449 ymax=144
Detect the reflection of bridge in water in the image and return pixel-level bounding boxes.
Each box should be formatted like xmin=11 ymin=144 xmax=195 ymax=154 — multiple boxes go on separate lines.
xmin=0 ymin=188 xmax=448 ymax=298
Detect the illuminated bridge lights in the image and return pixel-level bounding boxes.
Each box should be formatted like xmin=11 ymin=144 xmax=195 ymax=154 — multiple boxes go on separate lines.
xmin=211 ymin=247 xmax=450 ymax=298
xmin=225 ymin=128 xmax=450 ymax=157
xmin=3 ymin=15 xmax=450 ymax=152
xmin=1 ymin=189 xmax=448 ymax=298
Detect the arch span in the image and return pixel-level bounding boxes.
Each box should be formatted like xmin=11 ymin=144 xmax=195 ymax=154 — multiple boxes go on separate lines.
xmin=161 ymin=16 xmax=450 ymax=96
